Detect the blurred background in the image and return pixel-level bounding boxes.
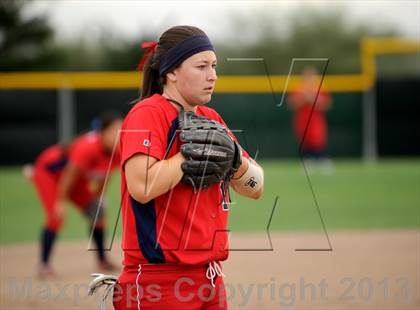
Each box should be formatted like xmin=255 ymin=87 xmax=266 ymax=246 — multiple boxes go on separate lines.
xmin=0 ymin=1 xmax=419 ymax=309
xmin=0 ymin=0 xmax=419 ymax=163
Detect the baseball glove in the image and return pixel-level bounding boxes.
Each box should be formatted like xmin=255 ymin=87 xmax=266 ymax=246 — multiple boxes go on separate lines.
xmin=178 ymin=110 xmax=242 ymax=189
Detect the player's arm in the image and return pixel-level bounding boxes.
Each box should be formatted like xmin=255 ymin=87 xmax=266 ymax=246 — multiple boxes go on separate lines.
xmin=214 ymin=114 xmax=264 ymax=199
xmin=54 ymin=163 xmax=80 ymax=219
xmin=287 ymin=91 xmax=304 ymax=109
xmin=318 ymin=92 xmax=332 ymax=111
xmin=124 ymin=152 xmax=185 ymax=204
xmin=94 ymin=150 xmax=121 ymax=197
xmin=230 ymin=157 xmax=264 ymax=199
xmin=92 ymin=178 xmax=107 ymax=198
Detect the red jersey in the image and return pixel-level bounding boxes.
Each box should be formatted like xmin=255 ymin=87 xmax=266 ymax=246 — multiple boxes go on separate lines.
xmin=119 ymin=94 xmax=248 ymax=268
xmin=34 ymin=131 xmax=120 ymax=206
xmin=289 ymin=90 xmax=331 ymax=150
xmin=69 ymin=132 xmax=119 ymax=186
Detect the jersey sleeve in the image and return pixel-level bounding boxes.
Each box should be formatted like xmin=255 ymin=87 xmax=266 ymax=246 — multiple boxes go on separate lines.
xmin=110 ymin=146 xmax=121 ymax=170
xmin=68 ymin=140 xmax=95 ymax=172
xmin=119 ymin=105 xmax=166 ymax=169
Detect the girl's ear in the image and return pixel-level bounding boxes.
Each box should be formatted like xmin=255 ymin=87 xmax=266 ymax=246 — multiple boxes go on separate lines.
xmin=166 ymin=70 xmax=177 ymax=83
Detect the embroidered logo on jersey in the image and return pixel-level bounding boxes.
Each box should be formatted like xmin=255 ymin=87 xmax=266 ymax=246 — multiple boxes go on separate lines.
xmin=143 ymin=139 xmax=151 ymax=147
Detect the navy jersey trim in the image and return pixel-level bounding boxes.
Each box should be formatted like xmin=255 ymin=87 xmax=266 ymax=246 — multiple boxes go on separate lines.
xmin=127 ymin=117 xmax=177 ymax=263
xmin=45 ymin=158 xmax=68 ymax=172
xmin=130 ymin=196 xmax=165 ymax=263
xmin=164 ymin=117 xmax=179 ymax=157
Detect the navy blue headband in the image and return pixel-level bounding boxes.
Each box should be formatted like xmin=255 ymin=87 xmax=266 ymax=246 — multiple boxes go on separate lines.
xmin=158 ymin=35 xmax=215 ymax=77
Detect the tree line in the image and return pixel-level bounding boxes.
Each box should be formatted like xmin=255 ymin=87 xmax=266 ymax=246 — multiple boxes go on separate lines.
xmin=1 ymin=1 xmax=417 ymax=76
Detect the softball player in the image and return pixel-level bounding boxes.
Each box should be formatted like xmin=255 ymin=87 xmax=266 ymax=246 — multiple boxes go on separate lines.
xmin=112 ymin=25 xmax=265 ymax=309
xmin=287 ymin=67 xmax=333 ymax=171
xmin=30 ymin=112 xmax=122 ymax=278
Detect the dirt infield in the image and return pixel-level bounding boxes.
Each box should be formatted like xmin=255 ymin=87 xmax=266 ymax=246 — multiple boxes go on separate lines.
xmin=1 ymin=230 xmax=418 ymax=309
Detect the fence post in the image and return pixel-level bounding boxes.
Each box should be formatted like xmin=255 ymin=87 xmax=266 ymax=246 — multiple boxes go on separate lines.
xmin=362 ymin=86 xmax=378 ymax=161
xmin=57 ymin=87 xmax=75 ymax=144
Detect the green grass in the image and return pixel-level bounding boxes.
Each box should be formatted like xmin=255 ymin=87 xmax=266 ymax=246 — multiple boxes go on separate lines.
xmin=1 ymin=160 xmax=419 ymax=244
xmin=229 ymin=159 xmax=420 ymax=232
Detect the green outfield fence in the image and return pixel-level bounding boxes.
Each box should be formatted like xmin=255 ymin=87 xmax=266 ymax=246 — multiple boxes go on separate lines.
xmin=0 ymin=38 xmax=419 ymax=164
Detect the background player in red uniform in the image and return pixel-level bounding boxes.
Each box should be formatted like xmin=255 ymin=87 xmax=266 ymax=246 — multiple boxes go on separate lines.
xmin=109 ymin=25 xmax=264 ymax=310
xmin=27 ymin=112 xmax=122 ymax=277
xmin=287 ymin=66 xmax=333 ymax=173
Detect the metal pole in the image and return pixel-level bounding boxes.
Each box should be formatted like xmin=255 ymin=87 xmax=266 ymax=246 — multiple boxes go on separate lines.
xmin=362 ymin=86 xmax=377 ymax=161
xmin=57 ymin=87 xmax=75 ymax=144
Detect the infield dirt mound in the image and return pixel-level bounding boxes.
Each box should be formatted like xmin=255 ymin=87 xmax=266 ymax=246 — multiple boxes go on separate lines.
xmin=1 ymin=230 xmax=418 ymax=309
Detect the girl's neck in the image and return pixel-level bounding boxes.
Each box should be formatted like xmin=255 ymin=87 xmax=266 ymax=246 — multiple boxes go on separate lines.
xmin=162 ymin=90 xmax=196 ymax=112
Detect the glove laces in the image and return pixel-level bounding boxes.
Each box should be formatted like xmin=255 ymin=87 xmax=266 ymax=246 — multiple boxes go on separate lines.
xmin=88 ymin=273 xmax=118 ymax=310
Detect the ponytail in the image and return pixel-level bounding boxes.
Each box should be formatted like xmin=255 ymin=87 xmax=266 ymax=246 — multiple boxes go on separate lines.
xmin=140 ymin=52 xmax=163 ymax=100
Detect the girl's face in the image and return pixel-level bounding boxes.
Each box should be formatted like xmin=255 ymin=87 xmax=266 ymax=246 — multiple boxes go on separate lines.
xmin=169 ymin=50 xmax=217 ymax=106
